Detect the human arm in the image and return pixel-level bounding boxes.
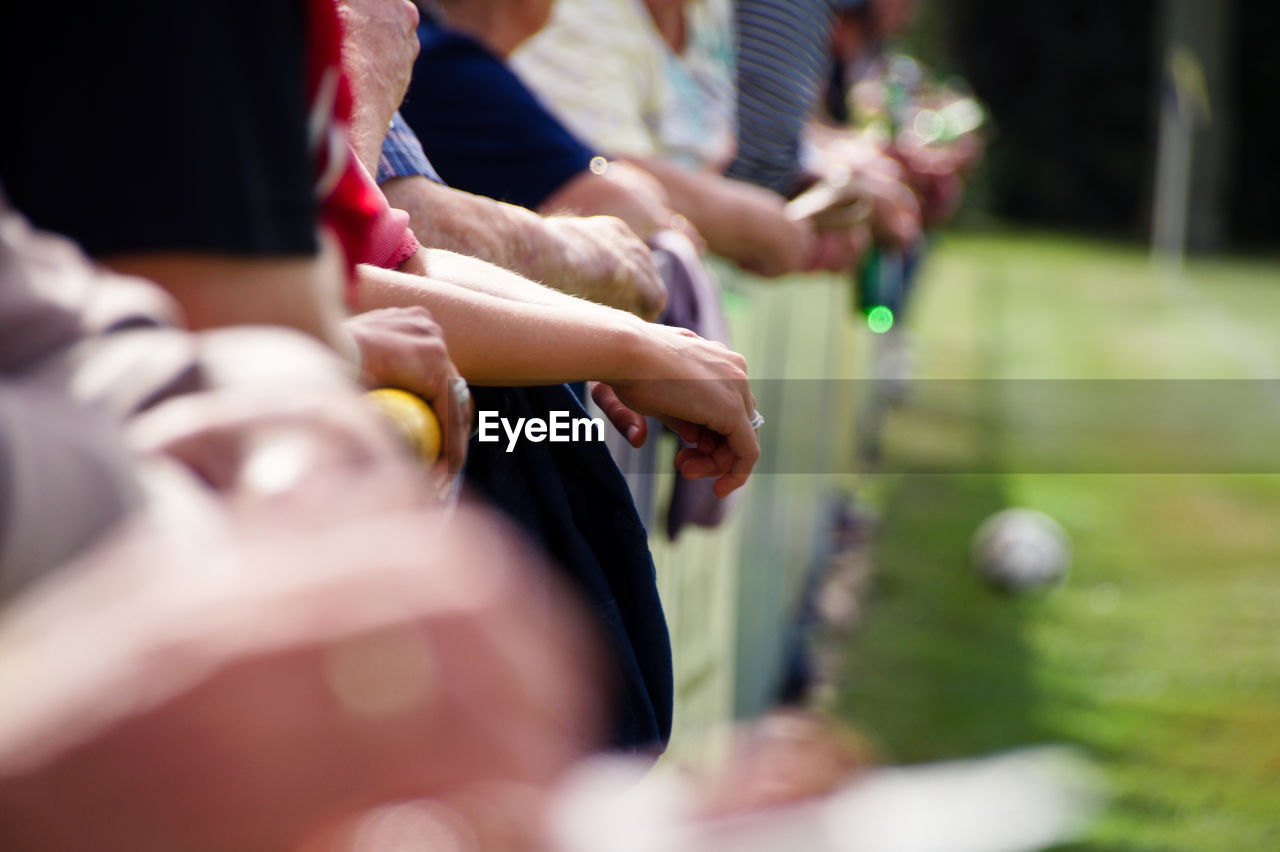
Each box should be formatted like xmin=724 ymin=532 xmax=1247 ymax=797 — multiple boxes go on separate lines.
xmin=338 ymin=0 xmax=423 ymax=174
xmin=341 ymin=306 xmax=470 ymax=475
xmin=538 ymin=161 xmax=694 ymax=245
xmin=381 ymin=175 xmax=666 ymax=319
xmin=0 ymin=473 xmax=600 ymax=852
xmin=624 ymin=156 xmax=816 ymax=277
xmin=807 ymin=129 xmax=923 ymax=246
xmin=354 ymin=262 xmax=759 ymax=496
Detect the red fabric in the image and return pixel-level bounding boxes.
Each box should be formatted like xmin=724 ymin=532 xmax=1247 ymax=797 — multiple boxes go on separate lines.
xmin=305 ymin=0 xmax=419 ymax=299
xmin=347 ymin=154 xmax=422 ymax=270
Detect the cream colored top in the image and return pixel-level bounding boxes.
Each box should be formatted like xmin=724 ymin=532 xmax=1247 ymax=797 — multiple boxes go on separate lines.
xmin=511 ymin=0 xmax=735 ymax=168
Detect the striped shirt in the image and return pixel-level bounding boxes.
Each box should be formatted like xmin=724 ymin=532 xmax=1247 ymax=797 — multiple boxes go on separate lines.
xmin=725 ymin=0 xmax=837 ymax=195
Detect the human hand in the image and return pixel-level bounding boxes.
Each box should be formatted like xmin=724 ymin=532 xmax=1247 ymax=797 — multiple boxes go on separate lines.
xmin=804 ymin=225 xmax=872 ymax=273
xmin=858 ymin=168 xmax=922 ymax=248
xmin=599 ymin=326 xmax=759 ymax=498
xmin=0 ymin=472 xmax=601 ymax=852
xmin=338 ymin=0 xmax=422 ymax=113
xmin=814 ymin=141 xmax=922 ymax=248
xmin=890 ymin=142 xmax=969 ymax=226
xmin=541 ymin=215 xmax=668 ymax=321
xmin=344 ymin=306 xmax=471 ymax=476
xmin=710 ymin=179 xmax=816 ymax=278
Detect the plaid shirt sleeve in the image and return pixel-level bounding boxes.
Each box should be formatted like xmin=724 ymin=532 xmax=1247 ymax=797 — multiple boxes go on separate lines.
xmin=377 ymin=112 xmax=446 ymax=185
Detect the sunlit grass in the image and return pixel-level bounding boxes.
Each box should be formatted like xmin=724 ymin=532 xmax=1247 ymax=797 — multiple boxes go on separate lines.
xmin=832 ymin=232 xmax=1280 ymax=849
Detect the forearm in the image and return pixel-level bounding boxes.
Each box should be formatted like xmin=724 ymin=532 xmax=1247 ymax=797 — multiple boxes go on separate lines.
xmin=417 ymin=248 xmax=589 ymax=310
xmin=538 ymin=170 xmax=670 ymax=239
xmin=354 ymin=263 xmax=651 ymax=385
xmin=622 ymin=156 xmax=733 ymax=245
xmin=383 ymin=178 xmax=664 ymax=318
xmin=383 ymin=177 xmax=561 ymax=284
xmin=338 ymin=1 xmax=419 ymax=174
xmin=625 ymin=155 xmax=789 ymax=265
xmin=348 ymin=106 xmax=393 ymax=177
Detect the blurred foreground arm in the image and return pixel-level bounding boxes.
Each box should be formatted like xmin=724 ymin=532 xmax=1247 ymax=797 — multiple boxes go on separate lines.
xmin=0 ymin=470 xmax=600 ymax=852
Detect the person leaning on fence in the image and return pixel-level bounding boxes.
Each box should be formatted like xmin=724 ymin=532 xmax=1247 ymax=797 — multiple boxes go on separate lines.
xmin=339 ymin=0 xmax=669 ymax=322
xmin=510 ymin=0 xmax=864 ymax=276
xmin=343 ymin=0 xmax=704 ymax=748
xmin=0 ymin=184 xmax=605 ymax=851
xmin=390 ymin=0 xmax=694 ymax=242
xmin=727 ymin=0 xmax=921 ymax=250
xmin=329 ymin=0 xmax=766 ymax=751
xmin=0 ymin=0 xmax=764 ymax=537
xmin=1 ymin=0 xmax=762 ymax=751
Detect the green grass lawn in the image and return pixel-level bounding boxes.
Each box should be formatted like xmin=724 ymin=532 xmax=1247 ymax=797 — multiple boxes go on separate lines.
xmin=830 ymin=231 xmax=1280 ymax=850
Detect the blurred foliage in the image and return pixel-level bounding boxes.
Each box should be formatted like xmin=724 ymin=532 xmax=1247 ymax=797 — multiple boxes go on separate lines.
xmin=904 ymin=0 xmax=1279 ymax=251
xmin=905 ymin=1 xmax=1159 ymax=237
xmin=1226 ymin=2 xmax=1280 ymax=249
xmin=833 ymin=230 xmax=1280 ymax=849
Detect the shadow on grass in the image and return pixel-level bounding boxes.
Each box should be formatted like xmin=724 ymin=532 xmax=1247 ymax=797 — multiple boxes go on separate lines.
xmin=832 ymin=473 xmax=1054 ymax=762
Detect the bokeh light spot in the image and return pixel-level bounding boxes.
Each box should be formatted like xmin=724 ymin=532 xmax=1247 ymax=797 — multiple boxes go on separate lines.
xmin=867 ymin=306 xmax=895 ymax=334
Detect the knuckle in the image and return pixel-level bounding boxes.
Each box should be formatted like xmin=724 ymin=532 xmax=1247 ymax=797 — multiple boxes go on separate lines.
xmin=421 ymin=332 xmax=447 ymax=353
xmin=400 ymin=304 xmax=434 ymax=323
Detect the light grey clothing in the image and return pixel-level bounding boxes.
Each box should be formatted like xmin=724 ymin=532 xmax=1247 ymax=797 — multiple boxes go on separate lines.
xmin=0 ymin=195 xmax=195 ymax=598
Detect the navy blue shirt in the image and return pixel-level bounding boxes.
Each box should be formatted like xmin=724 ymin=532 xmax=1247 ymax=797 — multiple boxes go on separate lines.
xmin=465 ymin=385 xmax=673 ymax=752
xmin=398 ymin=20 xmax=596 ymax=210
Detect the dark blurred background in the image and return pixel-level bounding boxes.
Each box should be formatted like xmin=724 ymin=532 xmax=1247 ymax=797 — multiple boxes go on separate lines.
xmin=906 ymin=0 xmax=1279 ymax=253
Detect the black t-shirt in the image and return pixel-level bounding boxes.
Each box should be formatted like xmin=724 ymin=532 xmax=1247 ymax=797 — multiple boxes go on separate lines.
xmin=398 ymin=19 xmax=595 ymax=211
xmin=0 ymin=3 xmax=318 ymax=257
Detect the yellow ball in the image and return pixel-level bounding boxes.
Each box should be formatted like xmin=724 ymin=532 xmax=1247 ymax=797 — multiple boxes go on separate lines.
xmin=365 ymin=388 xmax=442 ymax=465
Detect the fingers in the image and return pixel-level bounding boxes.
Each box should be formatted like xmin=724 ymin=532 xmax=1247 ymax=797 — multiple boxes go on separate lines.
xmin=669 ymin=409 xmax=760 ymax=498
xmin=614 ymin=245 xmax=667 ymax=322
xmin=805 ymin=226 xmax=869 ymax=273
xmin=0 ymin=496 xmax=600 ymax=851
xmin=612 ymin=328 xmax=757 ymax=495
xmin=868 ymin=175 xmax=922 ymax=248
xmin=668 ymin=215 xmax=707 ymax=255
xmin=631 ymin=258 xmax=668 ymax=322
xmin=653 ymin=414 xmax=704 ymax=447
xmin=345 ymin=307 xmax=470 ymax=476
xmin=547 ymin=215 xmax=669 ymax=321
xmin=670 ymin=430 xmax=757 ymax=496
xmin=716 ymin=423 xmax=760 ymax=498
xmin=591 ymin=383 xmax=647 ymax=448
xmin=597 ymin=217 xmax=668 ymax=321
xmin=674 ymin=443 xmax=726 ymax=479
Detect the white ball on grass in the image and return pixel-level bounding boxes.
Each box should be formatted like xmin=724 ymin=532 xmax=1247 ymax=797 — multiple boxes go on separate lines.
xmin=971 ymin=508 xmax=1070 ymax=591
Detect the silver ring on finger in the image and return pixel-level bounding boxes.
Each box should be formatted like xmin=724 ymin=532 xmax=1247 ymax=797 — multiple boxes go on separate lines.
xmin=748 ymin=410 xmax=765 ymax=431
xmin=452 ymin=377 xmax=471 ymax=408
